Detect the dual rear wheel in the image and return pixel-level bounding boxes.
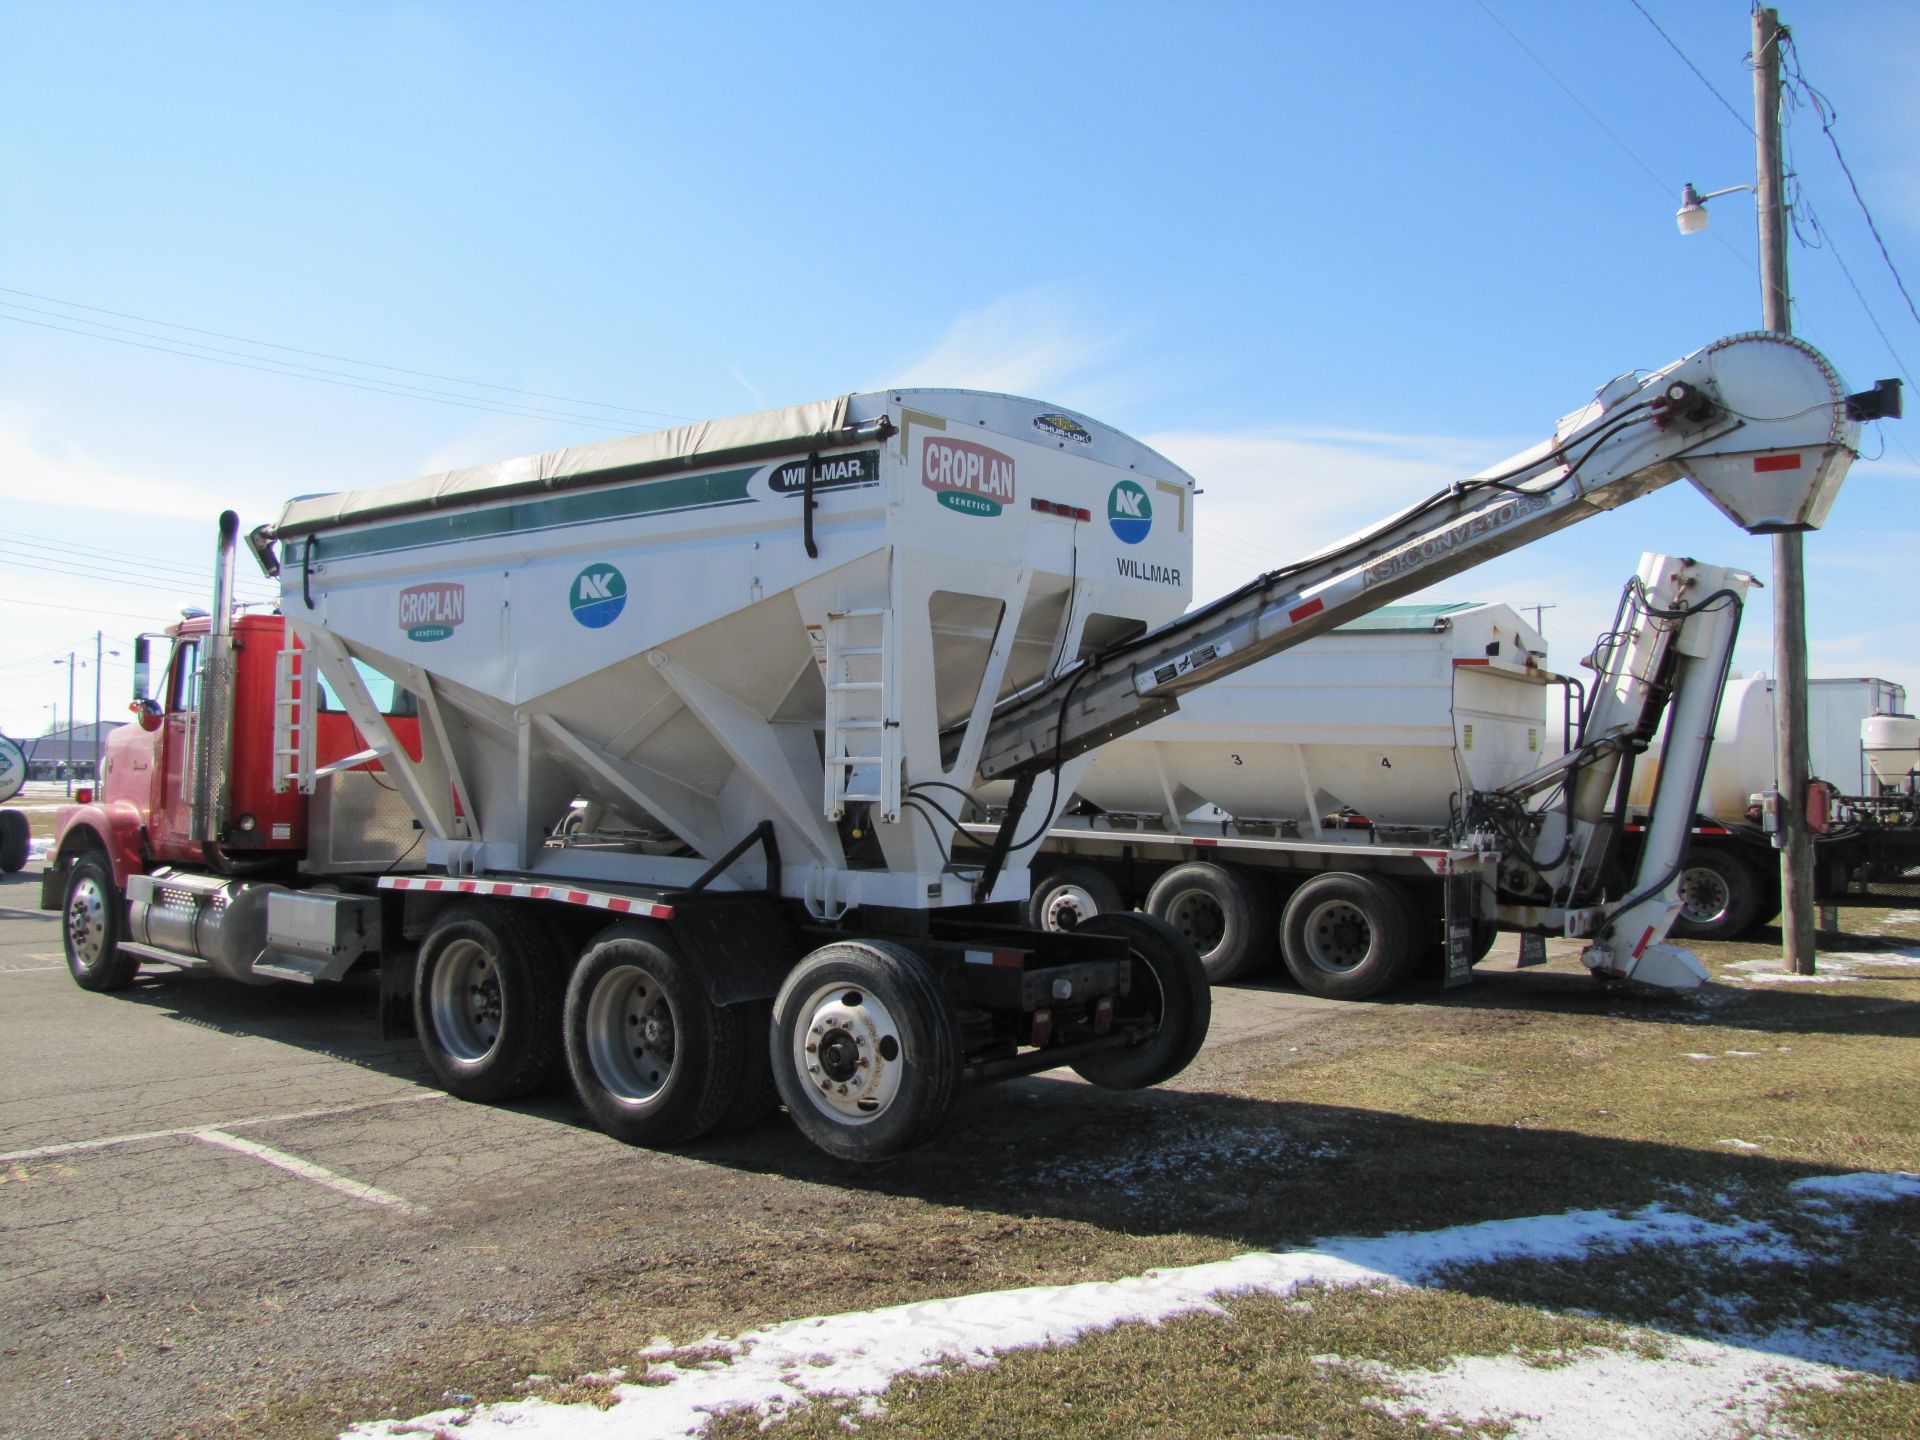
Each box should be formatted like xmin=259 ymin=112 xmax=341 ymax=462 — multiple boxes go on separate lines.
xmin=415 ymin=901 xmax=1210 ymax=1162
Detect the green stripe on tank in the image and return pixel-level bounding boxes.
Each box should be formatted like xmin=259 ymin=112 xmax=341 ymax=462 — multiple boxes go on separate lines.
xmin=283 ymin=464 xmax=762 ymax=563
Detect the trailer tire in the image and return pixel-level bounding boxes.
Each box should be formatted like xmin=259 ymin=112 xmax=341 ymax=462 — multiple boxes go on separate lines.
xmin=1669 ymin=849 xmax=1762 ymax=942
xmin=564 ymin=922 xmax=753 ymax=1148
xmin=415 ymin=901 xmax=565 ymax=1103
xmin=771 ymin=940 xmax=961 ymax=1162
xmin=0 ymin=809 xmax=29 ymax=873
xmin=1144 ymin=861 xmax=1274 ymax=983
xmin=716 ymin=999 xmax=782 ymax=1135
xmin=1280 ymin=872 xmax=1419 ymax=1000
xmin=1027 ymin=864 xmax=1123 ymax=933
xmin=1069 ymin=911 xmax=1212 ymax=1090
xmin=63 ymin=850 xmax=138 ymax=992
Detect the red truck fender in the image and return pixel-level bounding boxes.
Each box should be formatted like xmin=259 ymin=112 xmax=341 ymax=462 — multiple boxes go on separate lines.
xmin=42 ymin=799 xmax=148 ymax=910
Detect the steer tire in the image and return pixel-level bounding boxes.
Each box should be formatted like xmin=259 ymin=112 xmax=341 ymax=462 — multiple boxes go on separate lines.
xmin=414 ymin=900 xmax=566 ymax=1103
xmin=565 ymin=922 xmax=754 ymax=1148
xmin=0 ymin=809 xmax=29 ymax=873
xmin=1669 ymin=848 xmax=1763 ymax=942
xmin=1279 ymin=872 xmax=1420 ymax=1001
xmin=63 ymin=850 xmax=139 ymax=992
xmin=1027 ymin=863 xmax=1123 ymax=933
xmin=1144 ymin=861 xmax=1275 ymax=984
xmin=1069 ymin=911 xmax=1212 ymax=1090
xmin=771 ymin=940 xmax=962 ymax=1163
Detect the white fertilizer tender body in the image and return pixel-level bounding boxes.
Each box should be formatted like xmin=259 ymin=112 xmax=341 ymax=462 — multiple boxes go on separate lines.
xmin=272 ymin=390 xmax=1195 ymax=917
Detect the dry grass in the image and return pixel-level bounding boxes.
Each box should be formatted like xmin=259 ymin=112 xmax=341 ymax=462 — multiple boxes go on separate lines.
xmin=191 ymin=910 xmax=1920 ymax=1439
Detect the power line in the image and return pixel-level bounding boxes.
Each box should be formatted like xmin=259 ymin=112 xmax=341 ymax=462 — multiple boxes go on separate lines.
xmin=0 ymin=298 xmax=647 ymax=433
xmin=1625 ymin=0 xmax=1753 ymax=136
xmin=3 ymin=531 xmax=277 ymax=595
xmin=0 ymin=311 xmax=642 ymax=435
xmin=0 ymin=283 xmax=698 ymax=426
xmin=1779 ymin=37 xmax=1920 ymax=336
xmin=0 ymin=594 xmax=197 ymax=622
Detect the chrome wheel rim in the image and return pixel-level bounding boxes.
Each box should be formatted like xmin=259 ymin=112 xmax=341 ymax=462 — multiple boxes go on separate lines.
xmin=429 ymin=938 xmax=502 ymax=1063
xmin=66 ymin=874 xmax=108 ymax=969
xmin=1678 ymin=867 xmax=1731 ymax=925
xmin=791 ymin=982 xmax=902 ymax=1125
xmin=1299 ymin=899 xmax=1373 ymax=974
xmin=1041 ymin=883 xmax=1099 ymax=931
xmin=585 ymin=963 xmax=677 ymax=1106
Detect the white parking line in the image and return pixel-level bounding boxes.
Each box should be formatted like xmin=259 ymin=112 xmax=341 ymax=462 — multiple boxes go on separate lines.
xmin=0 ymin=1091 xmax=447 ymax=1163
xmin=195 ymin=1129 xmax=426 ymax=1215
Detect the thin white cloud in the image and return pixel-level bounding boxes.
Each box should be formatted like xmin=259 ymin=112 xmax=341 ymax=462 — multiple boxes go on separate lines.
xmin=883 ymin=289 xmax=1127 ymax=400
xmin=0 ymin=416 xmax=235 ymax=519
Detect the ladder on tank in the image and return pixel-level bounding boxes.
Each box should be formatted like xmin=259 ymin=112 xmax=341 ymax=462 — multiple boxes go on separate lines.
xmin=822 ymin=608 xmax=900 ymax=823
xmin=271 ymin=642 xmax=315 ymax=794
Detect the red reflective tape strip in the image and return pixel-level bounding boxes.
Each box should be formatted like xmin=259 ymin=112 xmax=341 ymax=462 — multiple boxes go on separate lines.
xmin=1453 ymin=658 xmax=1491 ymax=666
xmin=1632 ymin=926 xmax=1656 ymax=959
xmin=567 ymin=891 xmax=589 ymax=905
xmin=489 ymin=883 xmax=514 ymax=897
xmin=1193 ymin=837 xmax=1218 ymax=846
xmin=993 ymin=951 xmax=1023 ymax=968
xmin=1753 ymin=453 xmax=1802 ymax=473
xmin=423 ymin=879 xmax=444 ymax=892
xmin=1289 ymin=598 xmax=1325 ymax=624
xmin=1697 ymin=825 xmax=1730 ymax=836
xmin=609 ymin=898 xmax=633 ymax=912
xmin=530 ymin=885 xmax=553 ymax=900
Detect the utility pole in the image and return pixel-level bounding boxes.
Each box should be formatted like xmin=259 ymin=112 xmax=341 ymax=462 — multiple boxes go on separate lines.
xmin=93 ymin=631 xmax=105 ymax=785
xmin=1753 ymin=7 xmax=1817 ymax=974
xmin=59 ymin=651 xmax=76 ymax=797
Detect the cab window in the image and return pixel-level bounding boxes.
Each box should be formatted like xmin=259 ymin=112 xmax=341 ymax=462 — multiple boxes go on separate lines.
xmin=169 ymin=639 xmax=202 ymax=714
xmin=316 ymin=660 xmax=418 ymax=717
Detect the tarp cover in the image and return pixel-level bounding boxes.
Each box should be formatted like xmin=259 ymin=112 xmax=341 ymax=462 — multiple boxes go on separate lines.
xmin=275 ymin=394 xmax=852 ymax=535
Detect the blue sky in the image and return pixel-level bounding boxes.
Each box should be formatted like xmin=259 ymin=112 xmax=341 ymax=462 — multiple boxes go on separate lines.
xmin=2 ymin=0 xmax=1915 ymax=743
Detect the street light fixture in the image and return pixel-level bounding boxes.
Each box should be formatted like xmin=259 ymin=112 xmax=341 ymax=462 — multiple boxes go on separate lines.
xmin=1675 ymin=181 xmax=1757 ymax=235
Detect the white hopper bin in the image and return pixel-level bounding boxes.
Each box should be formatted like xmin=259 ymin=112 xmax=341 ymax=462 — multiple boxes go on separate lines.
xmin=1071 ymin=602 xmax=1553 ymax=830
xmin=267 ymin=391 xmax=1196 ymax=915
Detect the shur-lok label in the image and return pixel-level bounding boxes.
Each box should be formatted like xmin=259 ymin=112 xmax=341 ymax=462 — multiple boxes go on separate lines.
xmin=922 ymin=436 xmax=1016 ymax=516
xmin=399 ymin=582 xmax=465 ymax=642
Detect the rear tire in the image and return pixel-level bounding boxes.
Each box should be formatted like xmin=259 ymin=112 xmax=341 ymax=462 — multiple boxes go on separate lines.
xmin=414 ymin=901 xmax=565 ymax=1102
xmin=1027 ymin=863 xmax=1122 ymax=933
xmin=1069 ymin=911 xmax=1212 ymax=1089
xmin=0 ymin=809 xmax=29 ymax=873
xmin=1669 ymin=848 xmax=1763 ymax=941
xmin=63 ymin=851 xmax=138 ymax=992
xmin=565 ymin=922 xmax=754 ymax=1147
xmin=771 ymin=940 xmax=961 ymax=1162
xmin=1279 ymin=872 xmax=1420 ymax=1000
xmin=1144 ymin=861 xmax=1275 ymax=983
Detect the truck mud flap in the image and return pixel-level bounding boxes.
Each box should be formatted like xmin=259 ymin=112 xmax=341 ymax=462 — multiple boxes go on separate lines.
xmin=667 ymin=892 xmax=801 ymax=1006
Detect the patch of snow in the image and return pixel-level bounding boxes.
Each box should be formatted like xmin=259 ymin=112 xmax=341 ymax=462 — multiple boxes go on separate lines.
xmin=1789 ymin=1171 xmax=1920 ymax=1205
xmin=1724 ymin=1050 xmax=1763 ymax=1058
xmin=342 ymin=1201 xmax=1809 ymax=1440
xmin=1719 ymin=1139 xmax=1761 ymax=1151
xmin=1876 ymin=911 xmax=1920 ymax=927
xmin=28 ymin=836 xmax=50 ymax=860
xmin=1682 ymin=1053 xmax=1717 ymax=1061
xmin=1364 ymin=1336 xmax=1847 ymax=1439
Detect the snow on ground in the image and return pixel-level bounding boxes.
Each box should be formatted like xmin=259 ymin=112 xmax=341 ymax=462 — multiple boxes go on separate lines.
xmin=342 ymin=1173 xmax=1918 ymax=1440
xmin=1361 ymin=1338 xmax=1845 ymax=1439
xmin=1726 ymin=945 xmax=1920 ymax=985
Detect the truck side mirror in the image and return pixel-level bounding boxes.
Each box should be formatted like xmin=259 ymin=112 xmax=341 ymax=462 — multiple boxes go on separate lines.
xmin=130 ymin=636 xmax=163 ymax=730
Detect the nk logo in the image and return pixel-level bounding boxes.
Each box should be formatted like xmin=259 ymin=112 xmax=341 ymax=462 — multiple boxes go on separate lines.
xmin=570 ymin=563 xmax=628 ymax=629
xmin=1108 ymin=480 xmax=1152 ymax=545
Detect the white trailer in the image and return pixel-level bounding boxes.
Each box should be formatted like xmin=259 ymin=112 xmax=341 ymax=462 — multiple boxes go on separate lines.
xmin=46 ymin=332 xmax=1888 ymax=1161
xmin=990 ymin=600 xmax=1562 ymax=997
xmin=1619 ymin=673 xmax=1919 ymax=937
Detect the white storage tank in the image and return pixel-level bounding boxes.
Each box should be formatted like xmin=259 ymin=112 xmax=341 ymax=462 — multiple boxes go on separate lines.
xmin=1629 ymin=675 xmax=1910 ymax=815
xmin=1864 ymin=713 xmax=1920 ymax=794
xmin=1071 ymin=602 xmax=1552 ymax=829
